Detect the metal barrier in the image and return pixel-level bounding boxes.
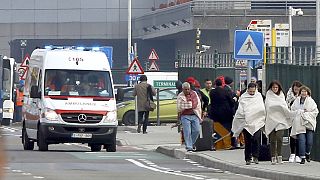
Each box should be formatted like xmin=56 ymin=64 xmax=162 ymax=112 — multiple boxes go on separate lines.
xmin=178 ymin=46 xmax=320 ymax=68
xmin=266 ymin=46 xmax=320 ymax=66
xmin=179 ymin=52 xmax=234 ymax=68
xmin=190 ymin=0 xmax=316 ymax=10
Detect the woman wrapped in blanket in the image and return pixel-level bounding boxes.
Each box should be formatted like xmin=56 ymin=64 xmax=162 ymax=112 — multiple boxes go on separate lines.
xmin=286 ymin=80 xmax=303 ymax=163
xmin=265 ymin=80 xmax=292 ymax=165
xmin=290 ymin=86 xmax=319 ymax=164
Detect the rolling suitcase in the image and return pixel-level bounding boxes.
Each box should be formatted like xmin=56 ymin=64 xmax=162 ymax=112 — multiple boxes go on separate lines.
xmin=194 ymin=118 xmax=214 ymax=151
xmin=281 ymin=129 xmax=291 ymax=161
xmin=259 ymin=131 xmax=271 ymax=161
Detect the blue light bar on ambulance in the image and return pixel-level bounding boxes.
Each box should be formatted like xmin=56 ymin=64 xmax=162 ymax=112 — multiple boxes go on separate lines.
xmin=76 ymin=47 xmax=85 ymax=50
xmin=43 ymin=45 xmax=103 ymax=51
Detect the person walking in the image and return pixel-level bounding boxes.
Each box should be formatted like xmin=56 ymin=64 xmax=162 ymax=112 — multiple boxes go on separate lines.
xmin=232 ymin=83 xmax=266 ymax=165
xmin=290 ymin=86 xmax=319 ymax=164
xmin=265 ymin=80 xmax=292 ymax=165
xmin=133 ymin=75 xmax=156 ymax=134
xmin=286 ymin=80 xmax=303 ymax=163
xmin=177 ymin=82 xmax=202 ymax=152
xmin=224 ymin=76 xmax=239 ymax=148
xmin=200 ymin=79 xmax=213 ymax=116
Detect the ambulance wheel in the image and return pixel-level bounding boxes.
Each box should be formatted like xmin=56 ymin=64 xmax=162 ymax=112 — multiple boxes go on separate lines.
xmin=106 ymin=137 xmax=116 ymax=152
xmin=38 ymin=125 xmax=48 ymax=151
xmin=90 ymin=144 xmax=102 ymax=152
xmin=22 ymin=127 xmax=34 ymax=150
xmin=1 ymin=118 xmax=10 ymax=126
xmin=122 ymin=111 xmax=135 ymax=126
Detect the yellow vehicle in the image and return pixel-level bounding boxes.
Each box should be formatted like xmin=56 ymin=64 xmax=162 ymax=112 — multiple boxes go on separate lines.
xmin=116 ymin=88 xmax=178 ymax=125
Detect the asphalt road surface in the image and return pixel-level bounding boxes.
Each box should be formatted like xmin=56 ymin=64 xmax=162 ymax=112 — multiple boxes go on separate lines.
xmin=2 ymin=126 xmax=268 ymax=180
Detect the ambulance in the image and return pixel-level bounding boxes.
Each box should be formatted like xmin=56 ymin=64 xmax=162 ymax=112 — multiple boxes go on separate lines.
xmin=22 ymin=46 xmax=117 ymax=152
xmin=2 ymin=57 xmax=17 ymax=125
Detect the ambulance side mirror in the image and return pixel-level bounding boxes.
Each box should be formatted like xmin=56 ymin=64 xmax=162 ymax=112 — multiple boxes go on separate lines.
xmin=116 ymin=88 xmax=124 ymax=102
xmin=14 ymin=73 xmax=20 ymax=84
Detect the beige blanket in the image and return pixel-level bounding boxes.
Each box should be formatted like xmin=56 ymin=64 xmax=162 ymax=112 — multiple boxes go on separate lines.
xmin=290 ymin=96 xmax=319 ymax=137
xmin=265 ymin=90 xmax=292 ymax=136
xmin=232 ymin=91 xmax=266 ymax=137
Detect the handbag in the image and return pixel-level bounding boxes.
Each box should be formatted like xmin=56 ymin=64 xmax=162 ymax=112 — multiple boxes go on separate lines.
xmin=145 ymin=85 xmax=156 ymax=111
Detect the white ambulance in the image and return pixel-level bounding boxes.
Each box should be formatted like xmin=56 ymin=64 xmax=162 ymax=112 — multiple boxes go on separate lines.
xmin=22 ymin=47 xmax=117 ymax=152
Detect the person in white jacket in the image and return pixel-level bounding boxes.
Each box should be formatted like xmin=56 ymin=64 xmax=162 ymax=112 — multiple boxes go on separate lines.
xmin=286 ymin=80 xmax=303 ymax=163
xmin=265 ymin=80 xmax=292 ymax=165
xmin=232 ymin=83 xmax=266 ymax=165
xmin=290 ymin=86 xmax=319 ymax=164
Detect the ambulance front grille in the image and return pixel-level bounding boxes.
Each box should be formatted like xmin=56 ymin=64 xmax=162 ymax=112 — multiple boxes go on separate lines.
xmin=60 ymin=113 xmax=103 ymax=124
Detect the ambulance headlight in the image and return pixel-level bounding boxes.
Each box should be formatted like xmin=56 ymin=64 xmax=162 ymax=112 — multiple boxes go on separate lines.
xmin=3 ymin=108 xmax=13 ymax=113
xmin=103 ymin=111 xmax=117 ymax=123
xmin=44 ymin=109 xmax=59 ymax=121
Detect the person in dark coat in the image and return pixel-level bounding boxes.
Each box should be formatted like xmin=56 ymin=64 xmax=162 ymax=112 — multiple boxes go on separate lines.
xmin=224 ymin=76 xmax=239 ymax=148
xmin=209 ymin=78 xmax=234 ymax=127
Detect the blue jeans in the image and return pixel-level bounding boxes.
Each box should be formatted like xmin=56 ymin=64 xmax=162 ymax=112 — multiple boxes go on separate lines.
xmin=181 ymin=115 xmax=201 ymax=150
xmin=298 ymin=130 xmax=314 ymax=158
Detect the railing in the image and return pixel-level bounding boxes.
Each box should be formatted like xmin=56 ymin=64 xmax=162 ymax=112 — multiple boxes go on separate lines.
xmin=178 ymin=46 xmax=320 ymax=68
xmin=266 ymin=46 xmax=320 ymax=66
xmin=179 ymin=52 xmax=235 ymax=68
xmin=190 ymin=0 xmax=316 ymax=10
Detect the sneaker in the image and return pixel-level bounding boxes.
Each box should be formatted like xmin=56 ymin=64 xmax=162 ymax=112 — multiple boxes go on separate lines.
xmin=143 ymin=131 xmax=148 ymax=134
xmin=187 ymin=150 xmax=193 ymax=153
xmin=137 ymin=125 xmax=141 ymax=133
xmin=271 ymin=157 xmax=277 ymax=165
xmin=295 ymin=156 xmax=302 ymax=163
xmin=300 ymin=158 xmax=306 ymax=164
xmin=306 ymin=154 xmax=311 ymax=162
xmin=288 ymin=154 xmax=295 ymax=163
xmin=253 ymin=157 xmax=259 ymax=164
xmin=277 ymin=156 xmax=283 ymax=164
xmin=246 ymin=160 xmax=251 ymax=165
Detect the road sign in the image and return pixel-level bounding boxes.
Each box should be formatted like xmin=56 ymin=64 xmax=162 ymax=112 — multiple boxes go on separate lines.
xmin=153 ymin=80 xmax=176 ymax=88
xmin=18 ymin=66 xmax=28 ymax=80
xmin=126 ymin=58 xmax=144 ymax=74
xmin=247 ymin=19 xmax=272 ymax=46
xmin=148 ymin=61 xmax=159 ymax=71
xmin=275 ymin=23 xmax=289 ymax=47
xmin=234 ymin=30 xmax=264 ymax=60
xmin=148 ymin=49 xmax=159 ymax=60
xmin=100 ymin=46 xmax=113 ymax=68
xmin=125 ymin=74 xmax=141 ymax=82
xmin=21 ymin=53 xmax=30 ymax=67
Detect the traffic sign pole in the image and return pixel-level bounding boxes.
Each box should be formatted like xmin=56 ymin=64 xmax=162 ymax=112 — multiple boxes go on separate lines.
xmin=0 ymin=55 xmax=3 ymax=124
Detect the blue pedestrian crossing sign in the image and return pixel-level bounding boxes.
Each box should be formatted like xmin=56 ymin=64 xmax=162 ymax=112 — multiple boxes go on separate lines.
xmin=234 ymin=30 xmax=264 ymax=61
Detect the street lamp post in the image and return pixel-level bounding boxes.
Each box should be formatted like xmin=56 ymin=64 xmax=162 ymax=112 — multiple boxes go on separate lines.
xmin=288 ymin=6 xmax=303 ymax=64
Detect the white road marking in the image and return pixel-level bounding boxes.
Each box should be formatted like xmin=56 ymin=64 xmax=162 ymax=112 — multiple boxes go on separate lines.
xmin=0 ymin=126 xmax=17 ymax=133
xmin=187 ymin=161 xmax=197 ymax=164
xmin=33 ymin=176 xmax=45 ymax=179
xmin=22 ymin=172 xmax=32 ymax=175
xmin=126 ymin=159 xmax=205 ymax=180
xmin=12 ymin=169 xmax=23 ymax=173
xmin=2 ymin=134 xmax=21 ymax=137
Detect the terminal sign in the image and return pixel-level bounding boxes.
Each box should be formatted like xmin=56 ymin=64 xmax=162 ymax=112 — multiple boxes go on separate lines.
xmin=153 ymin=80 xmax=176 ymax=88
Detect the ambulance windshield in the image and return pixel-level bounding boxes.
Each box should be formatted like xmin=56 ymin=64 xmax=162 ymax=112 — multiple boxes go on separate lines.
xmin=44 ymin=69 xmax=113 ymax=98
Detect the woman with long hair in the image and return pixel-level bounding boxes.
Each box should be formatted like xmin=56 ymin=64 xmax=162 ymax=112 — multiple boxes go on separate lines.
xmin=290 ymin=86 xmax=319 ymax=164
xmin=265 ymin=80 xmax=292 ymax=164
xmin=286 ymin=80 xmax=303 ymax=163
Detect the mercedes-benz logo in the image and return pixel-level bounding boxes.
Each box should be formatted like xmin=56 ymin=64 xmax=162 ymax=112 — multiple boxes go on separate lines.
xmin=78 ymin=114 xmax=87 ymax=123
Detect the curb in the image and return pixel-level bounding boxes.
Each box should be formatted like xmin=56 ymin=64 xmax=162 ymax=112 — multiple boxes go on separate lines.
xmin=156 ymin=146 xmax=320 ymax=180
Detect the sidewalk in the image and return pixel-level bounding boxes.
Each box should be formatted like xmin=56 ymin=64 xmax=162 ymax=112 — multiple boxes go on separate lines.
xmin=117 ymin=125 xmax=320 ymax=180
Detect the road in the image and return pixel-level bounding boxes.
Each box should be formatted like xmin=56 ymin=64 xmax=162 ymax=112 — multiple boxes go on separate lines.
xmin=2 ymin=125 xmax=267 ymax=180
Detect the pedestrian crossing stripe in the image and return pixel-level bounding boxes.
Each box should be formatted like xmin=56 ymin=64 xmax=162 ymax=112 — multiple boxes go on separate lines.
xmin=237 ymin=35 xmax=260 ymax=56
xmin=126 ymin=58 xmax=144 ymax=74
xmin=148 ymin=61 xmax=159 ymax=71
